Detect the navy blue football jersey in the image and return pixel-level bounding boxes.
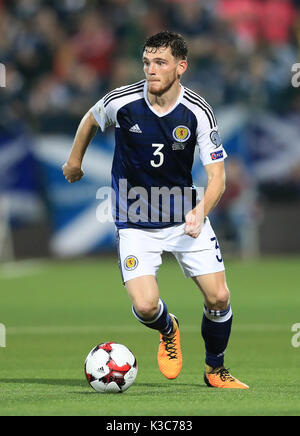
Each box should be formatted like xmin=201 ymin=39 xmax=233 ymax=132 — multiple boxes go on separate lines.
xmin=91 ymin=80 xmax=227 ymax=229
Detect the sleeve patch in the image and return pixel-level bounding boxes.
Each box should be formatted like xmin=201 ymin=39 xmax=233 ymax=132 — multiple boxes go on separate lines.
xmin=210 ymin=150 xmax=224 ymax=160
xmin=210 ymin=130 xmax=222 ymax=148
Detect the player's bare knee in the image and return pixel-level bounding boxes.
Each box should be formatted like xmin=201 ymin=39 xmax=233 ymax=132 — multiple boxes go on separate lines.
xmin=217 ymin=289 xmax=230 ymax=309
xmin=134 ymin=302 xmax=158 ymax=320
xmin=207 ymin=288 xmax=230 ymax=310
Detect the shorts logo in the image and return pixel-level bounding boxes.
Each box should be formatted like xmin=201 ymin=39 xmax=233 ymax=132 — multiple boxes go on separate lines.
xmin=124 ymin=256 xmax=139 ymax=271
xmin=210 ymin=150 xmax=224 ymax=160
xmin=172 ymin=126 xmax=191 ymax=143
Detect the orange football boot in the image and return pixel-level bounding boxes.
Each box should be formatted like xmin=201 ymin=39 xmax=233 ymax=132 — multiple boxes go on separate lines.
xmin=204 ymin=365 xmax=249 ymax=389
xmin=157 ymin=314 xmax=182 ymax=379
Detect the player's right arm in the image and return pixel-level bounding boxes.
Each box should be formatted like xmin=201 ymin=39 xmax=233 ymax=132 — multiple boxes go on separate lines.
xmin=63 ymin=90 xmax=117 ymax=183
xmin=62 ymin=110 xmax=98 ymax=183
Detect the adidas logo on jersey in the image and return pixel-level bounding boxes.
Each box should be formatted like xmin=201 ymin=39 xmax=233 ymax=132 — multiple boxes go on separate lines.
xmin=129 ymin=124 xmax=142 ymax=134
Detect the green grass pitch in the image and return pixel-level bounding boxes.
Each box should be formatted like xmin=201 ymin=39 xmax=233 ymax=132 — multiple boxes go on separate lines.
xmin=0 ymin=255 xmax=299 ymax=416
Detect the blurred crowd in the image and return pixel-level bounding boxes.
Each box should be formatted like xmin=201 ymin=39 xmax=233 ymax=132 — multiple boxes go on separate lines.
xmin=1 ymin=0 xmax=300 ymax=134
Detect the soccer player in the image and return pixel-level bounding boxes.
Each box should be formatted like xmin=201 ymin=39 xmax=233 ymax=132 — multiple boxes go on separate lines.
xmin=63 ymin=31 xmax=249 ymax=389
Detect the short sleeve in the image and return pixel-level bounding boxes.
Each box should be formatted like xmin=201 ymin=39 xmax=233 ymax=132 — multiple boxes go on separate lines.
xmin=91 ymin=98 xmax=114 ymax=132
xmin=196 ymin=111 xmax=227 ymax=166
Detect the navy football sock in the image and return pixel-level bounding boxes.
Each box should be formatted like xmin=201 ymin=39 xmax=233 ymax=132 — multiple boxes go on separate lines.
xmin=201 ymin=304 xmax=233 ymax=369
xmin=132 ymin=298 xmax=173 ymax=335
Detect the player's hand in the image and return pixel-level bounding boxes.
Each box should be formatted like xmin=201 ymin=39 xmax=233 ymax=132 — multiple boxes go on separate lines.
xmin=184 ymin=208 xmax=204 ymax=238
xmin=62 ymin=162 xmax=84 ymax=183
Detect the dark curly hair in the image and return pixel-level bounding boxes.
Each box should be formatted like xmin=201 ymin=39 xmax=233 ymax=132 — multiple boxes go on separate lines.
xmin=143 ymin=31 xmax=188 ymax=60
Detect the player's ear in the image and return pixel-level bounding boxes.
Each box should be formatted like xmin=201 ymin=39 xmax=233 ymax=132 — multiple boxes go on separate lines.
xmin=177 ymin=59 xmax=188 ymax=78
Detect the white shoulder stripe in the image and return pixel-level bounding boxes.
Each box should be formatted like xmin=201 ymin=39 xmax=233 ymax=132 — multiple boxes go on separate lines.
xmin=103 ymin=80 xmax=146 ymax=105
xmin=103 ymin=89 xmax=145 ymax=126
xmin=104 ymin=84 xmax=145 ymax=108
xmin=184 ymin=87 xmax=217 ymax=126
xmin=183 ymin=92 xmax=216 ymax=129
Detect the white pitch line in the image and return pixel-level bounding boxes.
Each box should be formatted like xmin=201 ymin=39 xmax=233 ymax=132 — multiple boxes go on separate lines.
xmin=6 ymin=324 xmax=290 ymax=336
xmin=0 ymin=260 xmax=45 ymax=279
xmin=6 ymin=326 xmax=140 ymax=335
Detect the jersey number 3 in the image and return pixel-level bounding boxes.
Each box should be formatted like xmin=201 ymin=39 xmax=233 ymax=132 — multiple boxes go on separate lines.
xmin=151 ymin=143 xmax=164 ymax=168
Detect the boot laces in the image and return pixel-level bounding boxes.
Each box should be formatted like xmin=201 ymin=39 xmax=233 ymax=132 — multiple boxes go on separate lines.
xmin=162 ymin=334 xmax=177 ymax=360
xmin=214 ymin=367 xmax=235 ymax=382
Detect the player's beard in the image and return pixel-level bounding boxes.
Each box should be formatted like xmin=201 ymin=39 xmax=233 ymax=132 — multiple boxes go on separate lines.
xmin=147 ymin=75 xmax=178 ymax=97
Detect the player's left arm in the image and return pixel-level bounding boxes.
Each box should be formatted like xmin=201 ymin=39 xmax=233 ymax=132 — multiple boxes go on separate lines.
xmin=184 ymin=161 xmax=226 ymax=238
